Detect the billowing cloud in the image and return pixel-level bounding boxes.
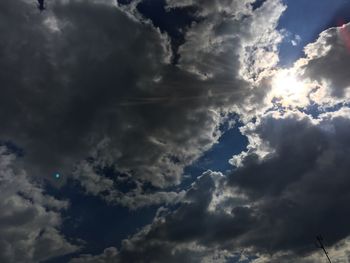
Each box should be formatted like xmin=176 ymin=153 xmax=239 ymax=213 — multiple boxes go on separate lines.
xmin=228 ymin=109 xmax=350 ymax=257
xmin=270 ymin=22 xmax=350 ymax=109
xmin=70 ymin=171 xmax=242 ymax=263
xmin=0 ymin=146 xmax=78 ymax=263
xmin=0 ymin=0 xmax=286 ymax=208
xmin=247 ymin=22 xmax=350 ymax=115
xmin=10 ymin=0 xmax=350 ymax=262
xmin=301 ymin=22 xmax=350 ymax=100
xmin=169 ymin=0 xmax=285 ymax=89
xmin=74 ymin=159 xmax=186 ymax=209
xmin=76 ymin=108 xmax=350 ymax=262
xmin=1 ymin=0 xmax=220 ymax=192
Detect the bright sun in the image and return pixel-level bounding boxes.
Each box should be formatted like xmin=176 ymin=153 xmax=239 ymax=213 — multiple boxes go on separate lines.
xmin=272 ymin=70 xmax=308 ymax=106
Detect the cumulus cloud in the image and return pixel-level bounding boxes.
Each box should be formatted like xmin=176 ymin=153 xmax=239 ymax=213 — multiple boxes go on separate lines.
xmin=60 ymin=2 xmax=350 ymax=262
xmin=70 ymin=171 xmax=242 ymax=263
xmin=73 ymin=159 xmax=185 ymax=209
xmin=1 ymin=0 xmax=219 ymax=191
xmin=228 ymin=109 xmax=350 ymax=261
xmin=74 ymin=108 xmax=350 ymax=262
xmin=0 ymin=146 xmax=78 ymax=263
xmin=228 ymin=109 xmax=350 ymax=256
xmin=247 ymin=22 xmax=350 ymax=113
xmin=169 ymin=0 xmax=285 ymax=85
xmin=12 ymin=0 xmax=350 ymax=262
xmin=0 ymin=0 xmax=286 ymax=209
xmin=273 ymin=22 xmax=350 ymax=109
xmin=301 ymin=22 xmax=350 ymax=99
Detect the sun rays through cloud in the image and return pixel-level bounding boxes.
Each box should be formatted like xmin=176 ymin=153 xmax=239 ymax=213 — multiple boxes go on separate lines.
xmin=270 ymin=69 xmax=310 ymax=107
xmin=2 ymin=0 xmax=350 ymax=263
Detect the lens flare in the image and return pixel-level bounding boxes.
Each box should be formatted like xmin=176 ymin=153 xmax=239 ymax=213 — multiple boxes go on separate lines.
xmin=338 ymin=20 xmax=350 ymax=53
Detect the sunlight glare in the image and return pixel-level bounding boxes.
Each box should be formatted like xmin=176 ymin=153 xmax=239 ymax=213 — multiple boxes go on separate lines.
xmin=272 ymin=70 xmax=309 ymax=106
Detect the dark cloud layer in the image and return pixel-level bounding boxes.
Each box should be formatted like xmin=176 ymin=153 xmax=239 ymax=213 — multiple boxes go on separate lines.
xmin=74 ymin=109 xmax=350 ymax=262
xmin=0 ymin=0 xmax=284 ymax=207
xmin=0 ymin=0 xmax=239 ymax=186
xmin=229 ymin=110 xmax=350 ymax=256
xmin=71 ymin=171 xmax=238 ymax=263
xmin=0 ymin=147 xmax=78 ymax=263
xmin=6 ymin=0 xmax=350 ymax=262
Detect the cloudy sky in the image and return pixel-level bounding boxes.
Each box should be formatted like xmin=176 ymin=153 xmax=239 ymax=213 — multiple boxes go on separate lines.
xmin=2 ymin=0 xmax=350 ymax=262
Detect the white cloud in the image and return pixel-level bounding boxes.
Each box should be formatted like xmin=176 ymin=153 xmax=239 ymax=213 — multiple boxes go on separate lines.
xmin=291 ymin=34 xmax=301 ymax=46
xmin=73 ymin=159 xmax=186 ymax=209
xmin=278 ymin=22 xmax=350 ymax=108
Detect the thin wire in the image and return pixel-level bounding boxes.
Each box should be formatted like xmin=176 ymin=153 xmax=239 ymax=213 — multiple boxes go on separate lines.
xmin=316 ymin=236 xmax=332 ymax=263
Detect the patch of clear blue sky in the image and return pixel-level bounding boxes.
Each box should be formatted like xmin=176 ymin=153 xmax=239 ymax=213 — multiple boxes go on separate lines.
xmin=278 ymin=0 xmax=350 ymax=67
xmin=180 ymin=120 xmax=248 ymax=189
xmin=44 ymin=180 xmax=158 ymax=263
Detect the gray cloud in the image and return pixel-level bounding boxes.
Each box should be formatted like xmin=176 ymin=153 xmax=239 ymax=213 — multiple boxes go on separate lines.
xmin=228 ymin=109 xmax=350 ymax=256
xmin=77 ymin=108 xmax=350 ymax=262
xmin=293 ymin=22 xmax=350 ymax=106
xmin=74 ymin=159 xmax=186 ymax=209
xmin=0 ymin=0 xmax=220 ymax=189
xmin=168 ymin=0 xmax=285 ymax=82
xmin=0 ymin=146 xmax=78 ymax=263
xmin=60 ymin=2 xmax=350 ymax=262
xmin=0 ymin=0 xmax=285 ymax=209
xmin=70 ymin=171 xmax=242 ymax=263
xmin=70 ymin=247 xmax=119 ymax=263
xmin=165 ymin=0 xmax=255 ymax=16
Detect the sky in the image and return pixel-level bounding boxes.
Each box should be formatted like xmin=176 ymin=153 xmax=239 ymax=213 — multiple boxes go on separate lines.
xmin=1 ymin=0 xmax=350 ymax=262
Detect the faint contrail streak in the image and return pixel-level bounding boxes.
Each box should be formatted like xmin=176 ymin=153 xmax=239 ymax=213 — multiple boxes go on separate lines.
xmin=115 ymin=88 xmax=244 ymax=107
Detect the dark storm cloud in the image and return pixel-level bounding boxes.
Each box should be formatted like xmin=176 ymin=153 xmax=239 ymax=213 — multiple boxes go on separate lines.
xmin=0 ymin=147 xmax=78 ymax=263
xmin=71 ymin=171 xmax=244 ymax=263
xmin=60 ymin=2 xmax=350 ymax=263
xmin=0 ymin=0 xmax=221 ymax=189
xmin=0 ymin=0 xmax=285 ymax=208
xmin=75 ymin=109 xmax=350 ymax=262
xmin=228 ymin=110 xmax=350 ymax=255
